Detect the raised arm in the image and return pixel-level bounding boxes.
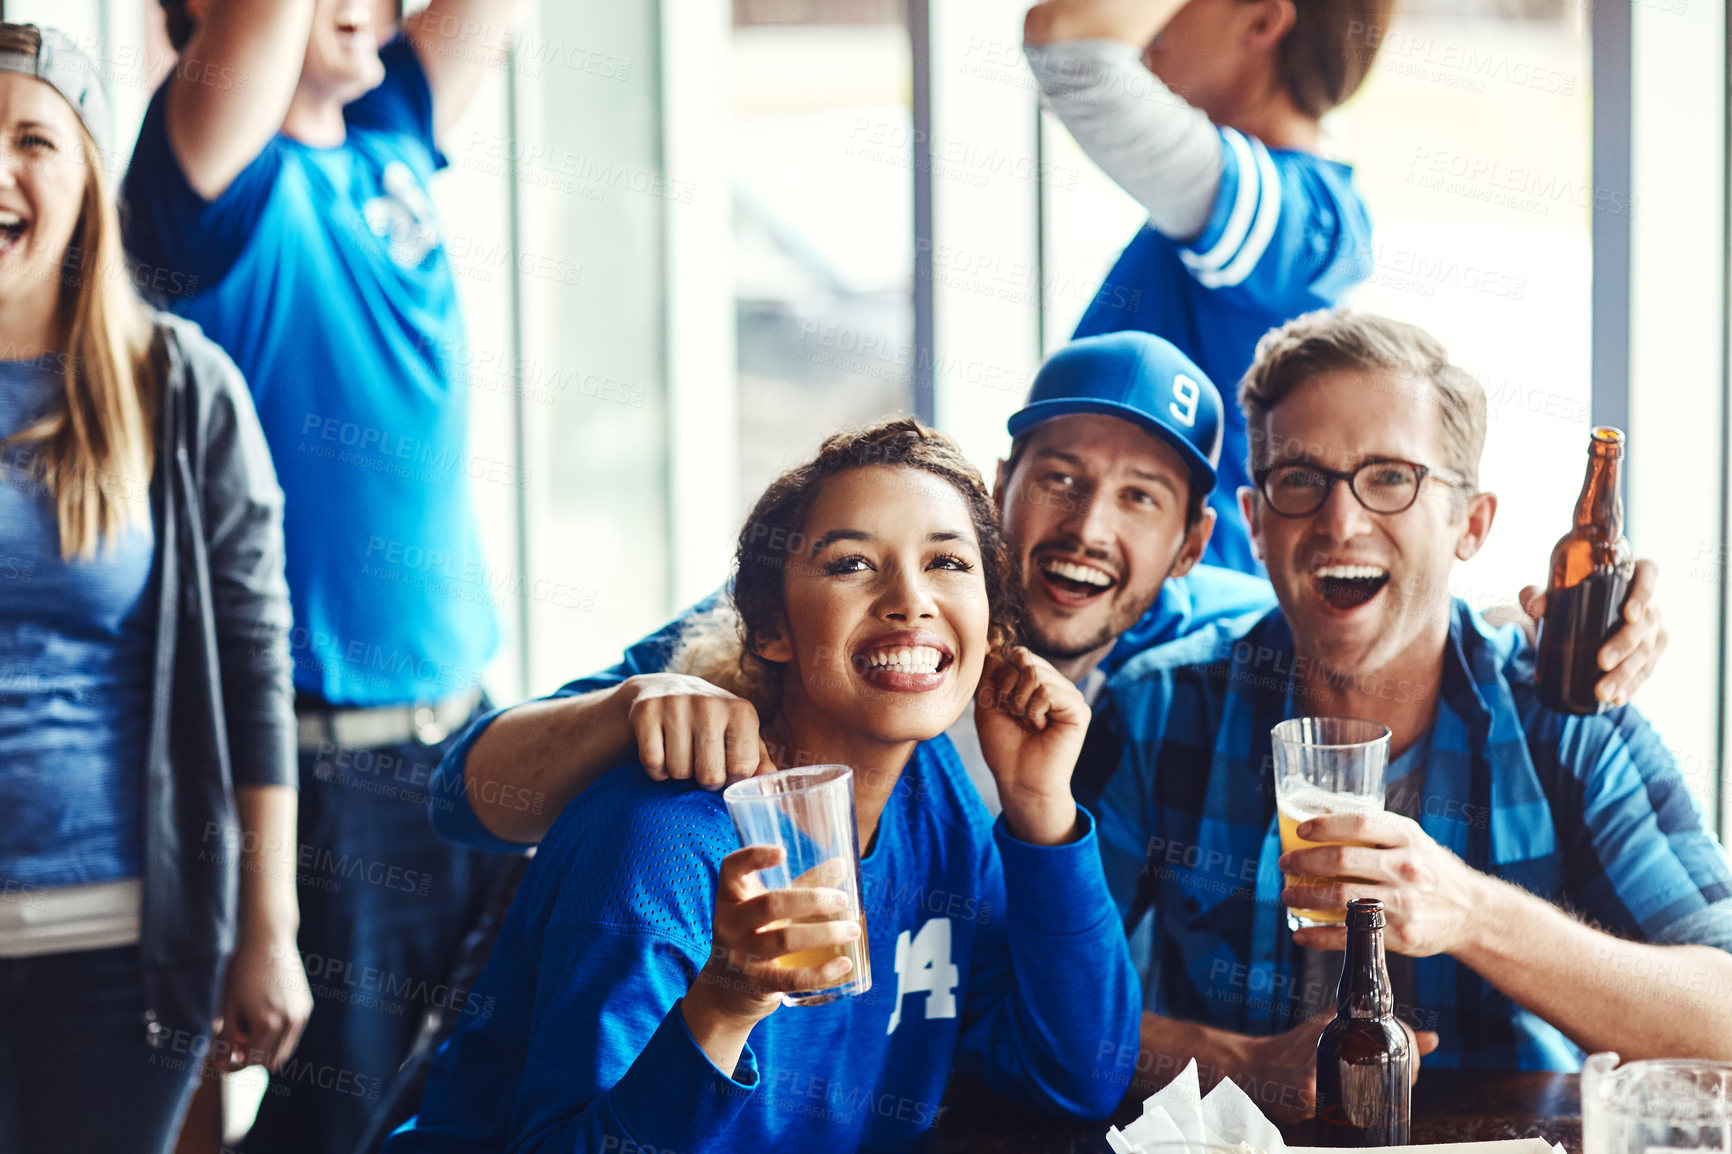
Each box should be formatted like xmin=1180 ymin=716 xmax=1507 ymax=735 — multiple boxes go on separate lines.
xmin=404 ymin=0 xmax=524 ymax=142
xmin=955 ymin=804 xmax=1142 ymax=1120
xmin=1024 ymin=0 xmax=1222 ymax=242
xmin=1024 ymin=0 xmax=1185 ymax=48
xmin=167 ymin=0 xmax=316 ymax=199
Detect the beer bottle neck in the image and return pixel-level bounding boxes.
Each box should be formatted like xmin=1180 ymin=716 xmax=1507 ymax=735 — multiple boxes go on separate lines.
xmin=1573 ymin=442 xmax=1624 ymax=537
xmin=1336 ymin=922 xmax=1395 ymax=1019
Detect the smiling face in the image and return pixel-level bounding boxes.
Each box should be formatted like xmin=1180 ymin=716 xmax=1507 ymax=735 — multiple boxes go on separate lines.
xmin=1242 ymin=368 xmax=1496 ymax=680
xmin=997 ymin=414 xmax=1211 ymax=671
xmin=300 ymin=0 xmax=387 ymax=105
xmin=757 ymin=465 xmax=991 ymax=748
xmin=0 ymin=74 xmax=91 ymax=307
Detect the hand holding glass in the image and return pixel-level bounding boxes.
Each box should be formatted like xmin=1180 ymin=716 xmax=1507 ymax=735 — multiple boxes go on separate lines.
xmin=1271 ymin=717 xmax=1391 ymax=931
xmin=723 ymin=765 xmax=872 ymax=1005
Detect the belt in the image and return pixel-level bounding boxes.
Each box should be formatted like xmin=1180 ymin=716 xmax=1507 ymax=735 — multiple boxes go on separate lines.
xmin=295 ymin=690 xmax=483 ymax=752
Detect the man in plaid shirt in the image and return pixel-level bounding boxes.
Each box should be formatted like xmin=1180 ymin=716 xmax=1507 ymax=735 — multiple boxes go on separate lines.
xmin=1092 ymin=310 xmax=1732 ymax=1111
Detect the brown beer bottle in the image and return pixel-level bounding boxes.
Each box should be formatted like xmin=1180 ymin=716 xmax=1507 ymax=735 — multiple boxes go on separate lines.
xmin=1315 ymin=898 xmax=1411 ymax=1147
xmin=1535 ymin=427 xmax=1634 ymax=715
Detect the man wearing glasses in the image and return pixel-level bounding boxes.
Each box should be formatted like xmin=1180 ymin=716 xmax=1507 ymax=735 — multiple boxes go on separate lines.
xmin=1094 ymin=310 xmax=1732 ymax=1104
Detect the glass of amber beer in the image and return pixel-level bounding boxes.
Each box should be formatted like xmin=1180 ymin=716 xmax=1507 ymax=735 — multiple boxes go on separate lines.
xmin=723 ymin=765 xmax=871 ymax=1005
xmin=1271 ymin=717 xmax=1391 ymax=931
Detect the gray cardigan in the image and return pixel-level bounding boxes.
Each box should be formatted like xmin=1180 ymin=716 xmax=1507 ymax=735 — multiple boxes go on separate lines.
xmin=139 ymin=313 xmax=296 ymax=1046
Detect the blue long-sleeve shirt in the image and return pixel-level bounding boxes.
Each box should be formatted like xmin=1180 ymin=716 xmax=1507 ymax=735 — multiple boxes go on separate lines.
xmin=388 ymin=735 xmax=1140 ymax=1152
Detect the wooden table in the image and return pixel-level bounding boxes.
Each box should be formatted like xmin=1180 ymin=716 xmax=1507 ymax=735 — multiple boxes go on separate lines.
xmin=929 ymin=1070 xmax=1581 ymax=1153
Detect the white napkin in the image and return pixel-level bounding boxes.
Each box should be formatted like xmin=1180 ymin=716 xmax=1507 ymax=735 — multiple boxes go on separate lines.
xmin=1106 ymin=1062 xmax=1570 ymax=1154
xmin=1107 ymin=1060 xmax=1289 ymax=1154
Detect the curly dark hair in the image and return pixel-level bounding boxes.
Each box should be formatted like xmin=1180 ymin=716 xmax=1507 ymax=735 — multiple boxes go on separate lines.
xmin=730 ymin=417 xmax=1021 ymax=702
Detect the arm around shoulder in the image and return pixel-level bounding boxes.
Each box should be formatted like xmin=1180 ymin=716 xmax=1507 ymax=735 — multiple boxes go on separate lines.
xmin=428 ymin=689 xmax=632 ymax=850
xmin=444 ymin=658 xmax=775 ymax=849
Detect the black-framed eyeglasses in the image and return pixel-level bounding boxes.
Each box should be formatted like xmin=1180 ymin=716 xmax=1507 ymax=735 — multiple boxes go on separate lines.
xmin=1253 ymin=458 xmax=1459 ymax=518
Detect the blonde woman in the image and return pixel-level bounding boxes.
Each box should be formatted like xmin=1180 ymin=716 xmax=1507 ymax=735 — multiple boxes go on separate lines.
xmin=0 ymin=26 xmax=309 ymax=1153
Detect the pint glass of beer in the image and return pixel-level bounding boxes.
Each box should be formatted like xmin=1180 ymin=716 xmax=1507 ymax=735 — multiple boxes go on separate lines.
xmin=723 ymin=765 xmax=871 ymax=1005
xmin=1270 ymin=717 xmax=1391 ymax=932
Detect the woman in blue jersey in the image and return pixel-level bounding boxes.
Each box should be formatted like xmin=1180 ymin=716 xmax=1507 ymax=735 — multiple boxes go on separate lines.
xmin=388 ymin=418 xmax=1140 ymax=1153
xmin=0 ymin=25 xmax=308 ymax=1152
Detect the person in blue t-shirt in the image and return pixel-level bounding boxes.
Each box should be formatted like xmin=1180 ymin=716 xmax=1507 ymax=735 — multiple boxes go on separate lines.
xmin=121 ymin=1 xmax=522 ymax=1149
xmin=1025 ymin=0 xmax=1388 ymax=573
xmin=385 ymin=418 xmax=1141 ymax=1152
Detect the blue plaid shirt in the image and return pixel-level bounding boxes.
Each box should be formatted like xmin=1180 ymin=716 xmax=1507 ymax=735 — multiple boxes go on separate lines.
xmin=1092 ymin=599 xmax=1732 ymax=1070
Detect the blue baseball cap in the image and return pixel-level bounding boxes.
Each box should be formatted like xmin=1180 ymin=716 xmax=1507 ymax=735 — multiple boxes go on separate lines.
xmin=1007 ymin=332 xmax=1224 ymax=494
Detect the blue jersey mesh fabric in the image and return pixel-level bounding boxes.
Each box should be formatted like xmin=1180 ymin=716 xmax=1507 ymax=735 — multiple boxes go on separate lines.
xmin=534 ymin=765 xmax=737 ymax=951
xmin=392 ymin=737 xmax=1141 ymax=1152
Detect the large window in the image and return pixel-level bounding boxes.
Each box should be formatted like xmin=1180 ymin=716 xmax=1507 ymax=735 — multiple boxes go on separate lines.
xmin=731 ymin=0 xmax=916 ymax=503
xmin=31 ymin=0 xmax=1726 ymax=823
xmin=1341 ymin=6 xmax=1594 ymax=615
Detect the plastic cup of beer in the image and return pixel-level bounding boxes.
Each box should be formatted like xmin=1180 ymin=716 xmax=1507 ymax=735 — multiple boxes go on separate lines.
xmin=1271 ymin=717 xmax=1392 ymax=932
xmin=722 ymin=764 xmax=871 ymax=1006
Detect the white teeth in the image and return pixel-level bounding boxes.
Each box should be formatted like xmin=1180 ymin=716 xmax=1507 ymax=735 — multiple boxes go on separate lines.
xmin=1315 ymin=564 xmax=1388 ymax=581
xmin=862 ymin=645 xmax=943 ymax=674
xmin=1041 ymin=559 xmax=1113 ymax=588
xmin=0 ymin=211 xmax=23 ymax=227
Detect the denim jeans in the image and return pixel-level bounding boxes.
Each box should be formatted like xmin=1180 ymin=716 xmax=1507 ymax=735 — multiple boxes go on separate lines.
xmin=239 ymin=708 xmax=507 ymax=1154
xmin=0 ymin=944 xmax=211 ymax=1154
